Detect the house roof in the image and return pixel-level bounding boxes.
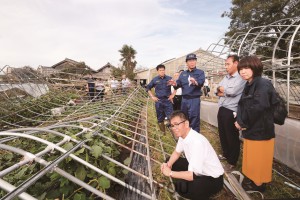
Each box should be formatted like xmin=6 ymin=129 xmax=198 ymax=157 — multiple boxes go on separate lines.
xmin=51 ymin=58 xmax=96 ymax=72
xmin=51 ymin=58 xmax=80 ymax=68
xmin=96 ymin=62 xmax=115 ymax=72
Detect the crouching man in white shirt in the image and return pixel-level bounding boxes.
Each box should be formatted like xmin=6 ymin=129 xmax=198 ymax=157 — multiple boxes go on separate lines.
xmin=161 ymin=111 xmax=224 ymax=200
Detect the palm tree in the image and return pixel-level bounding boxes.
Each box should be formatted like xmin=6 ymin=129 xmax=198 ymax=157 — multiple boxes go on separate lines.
xmin=119 ymin=44 xmax=137 ymax=80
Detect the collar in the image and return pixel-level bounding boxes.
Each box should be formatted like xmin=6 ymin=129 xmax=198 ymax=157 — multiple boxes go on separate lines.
xmin=158 ymin=75 xmax=166 ymax=79
xmin=226 ymin=71 xmax=239 ymax=79
xmin=187 ymin=67 xmax=197 ymax=73
xmin=182 ymin=128 xmax=192 ymax=140
xmin=247 ymin=76 xmax=260 ymax=86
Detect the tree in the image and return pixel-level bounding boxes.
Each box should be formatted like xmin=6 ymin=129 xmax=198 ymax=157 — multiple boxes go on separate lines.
xmin=222 ymin=0 xmax=300 ymax=38
xmin=222 ymin=0 xmax=300 ymax=80
xmin=111 ymin=66 xmax=123 ymax=79
xmin=118 ymin=44 xmax=137 ymax=80
xmin=222 ymin=0 xmax=300 ymax=63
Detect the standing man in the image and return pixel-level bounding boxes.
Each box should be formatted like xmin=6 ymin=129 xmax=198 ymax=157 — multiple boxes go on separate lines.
xmin=216 ymin=55 xmax=246 ymax=171
xmin=161 ymin=111 xmax=224 ymax=199
xmin=110 ymin=77 xmax=119 ymax=95
xmin=168 ymin=53 xmax=205 ymax=133
xmin=121 ymin=74 xmax=130 ymax=94
xmin=95 ymin=78 xmax=105 ymax=101
xmin=147 ymin=64 xmax=174 ymax=133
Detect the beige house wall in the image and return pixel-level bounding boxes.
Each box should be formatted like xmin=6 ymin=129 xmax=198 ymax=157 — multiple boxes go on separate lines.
xmin=93 ymin=67 xmax=112 ymax=80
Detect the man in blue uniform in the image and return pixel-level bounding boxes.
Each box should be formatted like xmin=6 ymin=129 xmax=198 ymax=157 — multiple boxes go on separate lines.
xmin=168 ymin=53 xmax=205 ymax=132
xmin=147 ymin=64 xmax=175 ymax=133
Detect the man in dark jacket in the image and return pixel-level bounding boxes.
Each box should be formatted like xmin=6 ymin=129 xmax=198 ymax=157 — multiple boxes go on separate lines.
xmin=147 ymin=64 xmax=175 ymax=133
xmin=168 ymin=53 xmax=205 ymax=132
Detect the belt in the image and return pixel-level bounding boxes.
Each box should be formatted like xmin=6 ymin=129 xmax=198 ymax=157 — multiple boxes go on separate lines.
xmin=157 ymin=96 xmax=168 ymax=99
xmin=182 ymin=96 xmax=200 ymax=99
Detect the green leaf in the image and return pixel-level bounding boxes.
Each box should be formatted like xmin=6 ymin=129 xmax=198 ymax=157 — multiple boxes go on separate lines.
xmin=91 ymin=145 xmax=102 ymax=159
xmin=46 ymin=189 xmax=61 ymax=199
xmin=4 ymin=153 xmax=13 ymax=160
xmin=59 ymin=185 xmax=72 ymax=196
xmin=84 ymin=132 xmax=93 ymax=139
xmin=65 ymin=156 xmax=73 ymax=163
xmin=74 ymin=193 xmax=86 ymax=200
xmin=108 ymin=167 xmax=116 ymax=176
xmin=86 ymin=170 xmax=95 ymax=178
xmin=123 ymin=157 xmax=131 ymax=165
xmin=85 ymin=151 xmax=89 ymax=162
xmin=74 ymin=147 xmax=85 ymax=156
xmin=75 ymin=165 xmax=86 ymax=181
xmin=15 ymin=167 xmax=27 ymax=179
xmin=60 ymin=177 xmax=69 ymax=187
xmin=49 ymin=172 xmax=60 ymax=181
xmin=122 ymin=169 xmax=129 ymax=175
xmin=74 ymin=193 xmax=81 ymax=200
xmin=63 ymin=143 xmax=74 ymax=151
xmin=104 ymin=146 xmax=112 ymax=155
xmin=98 ymin=176 xmax=110 ymax=189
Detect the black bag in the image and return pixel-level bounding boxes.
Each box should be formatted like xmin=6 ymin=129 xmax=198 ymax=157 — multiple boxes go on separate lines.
xmin=207 ymin=86 xmax=210 ymax=92
xmin=273 ymin=92 xmax=288 ymax=125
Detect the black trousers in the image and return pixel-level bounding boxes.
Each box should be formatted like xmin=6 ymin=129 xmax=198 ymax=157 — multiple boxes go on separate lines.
xmin=88 ymin=88 xmax=95 ymax=100
xmin=169 ymin=157 xmax=223 ymax=200
xmin=173 ymin=95 xmax=182 ymax=111
xmin=217 ymin=107 xmax=240 ymax=165
xmin=96 ymin=89 xmax=105 ymax=100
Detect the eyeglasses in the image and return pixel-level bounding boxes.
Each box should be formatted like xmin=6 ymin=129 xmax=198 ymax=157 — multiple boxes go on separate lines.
xmin=169 ymin=120 xmax=186 ymax=129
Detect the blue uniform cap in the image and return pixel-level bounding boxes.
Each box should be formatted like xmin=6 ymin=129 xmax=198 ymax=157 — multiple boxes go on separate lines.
xmin=186 ymin=53 xmax=197 ymax=62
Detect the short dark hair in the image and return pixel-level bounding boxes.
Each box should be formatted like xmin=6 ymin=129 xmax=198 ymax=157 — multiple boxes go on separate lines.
xmin=227 ymin=54 xmax=239 ymax=63
xmin=238 ymin=56 xmax=263 ymax=77
xmin=156 ymin=64 xmax=165 ymax=71
xmin=170 ymin=110 xmax=188 ymax=121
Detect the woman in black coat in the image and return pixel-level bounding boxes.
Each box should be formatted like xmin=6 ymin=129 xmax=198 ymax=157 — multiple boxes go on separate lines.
xmin=234 ymin=56 xmax=279 ymax=192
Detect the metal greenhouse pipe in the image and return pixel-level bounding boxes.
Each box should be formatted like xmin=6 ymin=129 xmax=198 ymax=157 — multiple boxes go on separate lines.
xmin=0 ymin=179 xmax=37 ymax=200
xmin=0 ymin=144 xmax=115 ymax=200
xmin=0 ymin=132 xmax=152 ymax=199
xmin=1 ymin=140 xmax=86 ymax=200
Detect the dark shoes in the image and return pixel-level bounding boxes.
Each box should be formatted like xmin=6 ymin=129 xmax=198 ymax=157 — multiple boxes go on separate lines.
xmin=252 ymin=183 xmax=266 ymax=192
xmin=242 ymin=180 xmax=267 ymax=192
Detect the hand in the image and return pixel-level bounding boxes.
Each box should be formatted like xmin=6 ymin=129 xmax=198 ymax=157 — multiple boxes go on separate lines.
xmin=151 ymin=96 xmax=159 ymax=102
xmin=216 ymin=91 xmax=224 ymax=97
xmin=161 ymin=163 xmax=171 ymax=176
xmin=217 ymin=86 xmax=224 ymax=93
xmin=168 ymin=95 xmax=174 ymax=104
xmin=189 ymin=77 xmax=198 ymax=85
xmin=167 ymin=79 xmax=176 ymax=86
xmin=234 ymin=121 xmax=242 ymax=130
xmin=160 ymin=163 xmax=168 ymax=172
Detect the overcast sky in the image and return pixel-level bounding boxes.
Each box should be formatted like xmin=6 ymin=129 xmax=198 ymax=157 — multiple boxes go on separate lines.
xmin=0 ymin=0 xmax=231 ymax=70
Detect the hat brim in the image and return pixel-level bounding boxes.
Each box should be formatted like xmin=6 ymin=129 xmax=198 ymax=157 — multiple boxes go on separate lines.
xmin=186 ymin=58 xmax=197 ymax=62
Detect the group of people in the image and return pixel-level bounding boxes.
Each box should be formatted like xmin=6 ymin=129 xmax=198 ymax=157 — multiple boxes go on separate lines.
xmin=147 ymin=53 xmax=205 ymax=134
xmin=147 ymin=53 xmax=279 ymax=199
xmin=86 ymin=74 xmax=131 ymax=101
xmin=217 ymin=55 xmax=278 ymax=192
